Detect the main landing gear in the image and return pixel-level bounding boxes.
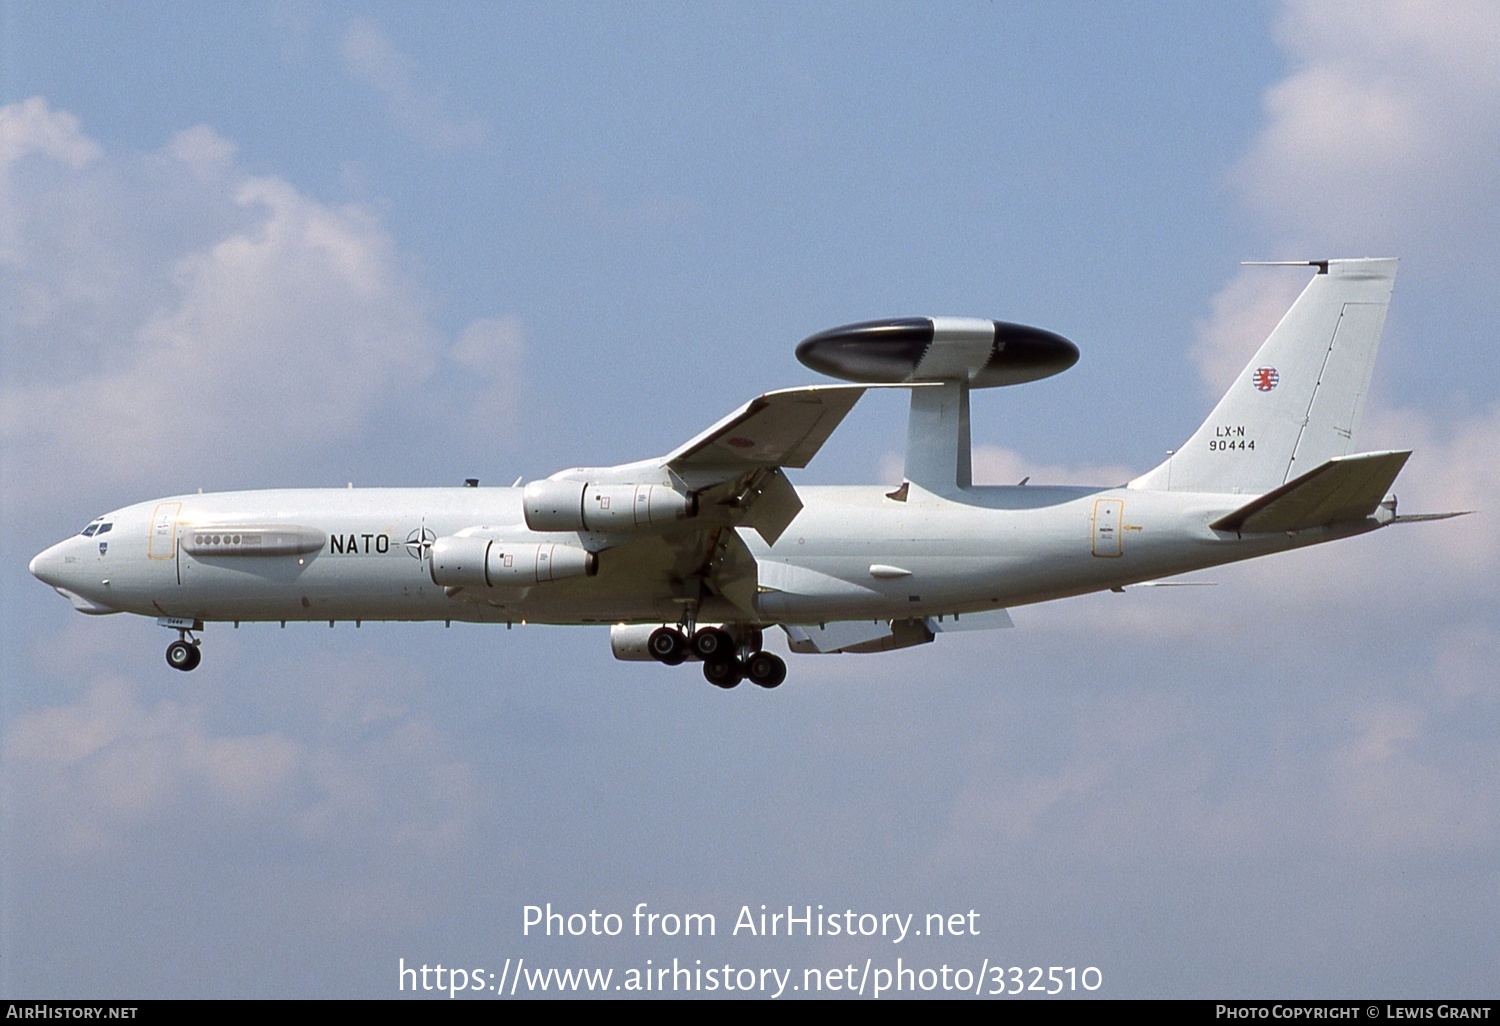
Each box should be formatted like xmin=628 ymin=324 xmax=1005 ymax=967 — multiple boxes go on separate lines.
xmin=646 ymin=625 xmax=787 ymax=689
xmin=158 ymin=616 xmax=204 ymax=672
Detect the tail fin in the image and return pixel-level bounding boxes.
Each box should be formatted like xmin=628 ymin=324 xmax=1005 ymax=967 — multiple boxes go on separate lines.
xmin=1131 ymin=259 xmax=1397 ymax=495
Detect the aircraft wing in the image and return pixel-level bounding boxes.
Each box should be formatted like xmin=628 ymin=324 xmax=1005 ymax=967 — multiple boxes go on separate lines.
xmin=651 ymin=384 xmax=874 ymax=547
xmin=666 ymin=384 xmax=871 ymax=472
xmin=536 ymin=385 xmax=881 ymax=612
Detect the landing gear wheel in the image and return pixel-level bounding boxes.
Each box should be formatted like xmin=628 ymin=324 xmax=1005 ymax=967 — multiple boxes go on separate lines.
xmin=166 ymin=640 xmax=200 ymax=672
xmin=647 ymin=626 xmax=688 ymax=666
xmin=703 ymin=657 xmax=744 ymax=689
xmin=746 ymin=651 xmax=787 ymax=689
xmin=691 ymin=626 xmax=734 ymax=661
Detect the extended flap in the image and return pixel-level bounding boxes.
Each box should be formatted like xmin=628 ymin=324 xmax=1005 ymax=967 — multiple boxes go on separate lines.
xmin=783 ymin=620 xmax=895 ymax=653
xmin=740 ymin=467 xmax=803 ymax=544
xmin=929 ymin=608 xmax=1015 ymax=632
xmin=708 ymin=528 xmax=759 ymax=613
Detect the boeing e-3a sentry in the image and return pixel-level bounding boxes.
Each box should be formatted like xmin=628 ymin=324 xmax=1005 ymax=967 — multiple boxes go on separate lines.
xmin=29 ymin=258 xmax=1463 ymax=688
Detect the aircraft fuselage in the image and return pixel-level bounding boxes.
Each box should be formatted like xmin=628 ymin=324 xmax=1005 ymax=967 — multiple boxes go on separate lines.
xmin=29 ymin=483 xmax=1376 ymax=628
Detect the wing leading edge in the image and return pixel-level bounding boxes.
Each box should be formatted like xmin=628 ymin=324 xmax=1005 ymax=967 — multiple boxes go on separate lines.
xmin=666 ymin=384 xmax=871 ymax=473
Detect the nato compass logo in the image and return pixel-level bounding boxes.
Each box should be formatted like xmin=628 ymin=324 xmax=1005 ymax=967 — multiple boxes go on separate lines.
xmin=406 ymin=525 xmax=435 ymax=562
xmin=99 ymin=541 xmax=108 ymax=556
xmin=1253 ymin=366 xmax=1280 ymax=392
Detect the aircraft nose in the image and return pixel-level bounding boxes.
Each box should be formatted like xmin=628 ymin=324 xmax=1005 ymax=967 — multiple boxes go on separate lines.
xmin=29 ymin=541 xmax=67 ymax=587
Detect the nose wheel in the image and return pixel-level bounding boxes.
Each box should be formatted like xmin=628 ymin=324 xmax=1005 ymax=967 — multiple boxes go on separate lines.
xmin=165 ymin=637 xmax=201 ymax=671
xmin=157 ymin=616 xmax=205 ymax=671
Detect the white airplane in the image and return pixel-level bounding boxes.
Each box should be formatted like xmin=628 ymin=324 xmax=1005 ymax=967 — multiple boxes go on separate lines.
xmin=30 ymin=258 xmax=1463 ymax=688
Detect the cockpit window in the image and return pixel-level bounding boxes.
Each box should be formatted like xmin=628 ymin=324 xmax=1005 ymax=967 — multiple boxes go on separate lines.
xmin=95 ymin=522 xmax=112 ymax=536
xmin=81 ymin=522 xmax=100 ymax=537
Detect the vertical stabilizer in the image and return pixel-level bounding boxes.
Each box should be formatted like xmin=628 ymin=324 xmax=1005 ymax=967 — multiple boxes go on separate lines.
xmin=1131 ymin=258 xmax=1397 ymax=495
xmin=905 ymin=380 xmax=972 ymax=495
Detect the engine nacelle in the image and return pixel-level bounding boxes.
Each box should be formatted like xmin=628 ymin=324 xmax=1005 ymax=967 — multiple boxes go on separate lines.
xmin=429 ymin=536 xmax=597 ymax=588
xmin=523 ymin=479 xmax=696 ymax=533
xmin=610 ymin=623 xmax=760 ymax=662
xmin=609 ymin=623 xmax=661 ymax=661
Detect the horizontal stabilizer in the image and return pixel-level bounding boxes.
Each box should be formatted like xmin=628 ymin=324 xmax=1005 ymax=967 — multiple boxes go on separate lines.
xmin=1388 ymin=510 xmax=1473 ymax=524
xmin=1211 ymin=450 xmax=1410 ymax=534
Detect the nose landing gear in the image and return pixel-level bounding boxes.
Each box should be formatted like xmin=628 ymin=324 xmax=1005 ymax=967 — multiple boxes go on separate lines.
xmin=165 ymin=638 xmax=201 ymax=671
xmin=157 ymin=616 xmax=204 ymax=672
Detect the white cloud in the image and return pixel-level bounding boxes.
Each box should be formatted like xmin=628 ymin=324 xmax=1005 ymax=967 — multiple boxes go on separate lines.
xmin=926 ymin=666 xmax=1500 ymax=874
xmin=4 ymin=663 xmax=479 ymax=864
xmin=970 ymin=444 xmax=1137 ymax=488
xmin=451 ymin=315 xmax=529 ymax=431
xmin=1238 ymin=66 xmax=1427 ymax=239
xmin=0 ymin=97 xmax=108 ymax=305
xmin=0 ymin=95 xmax=101 ymax=170
xmin=7 ymin=675 xmax=301 ymax=854
xmin=451 ymin=315 xmax=525 ymax=372
xmin=340 ymin=18 xmax=487 ymax=151
xmin=0 ymin=98 xmax=523 ymax=511
xmin=1 ymin=163 xmax=434 ymax=496
xmin=165 ymin=124 xmax=239 ymax=178
xmin=1236 ymin=0 xmax=1500 ymax=254
xmin=877 ymin=444 xmax=1137 ymax=489
xmin=1321 ymin=692 xmax=1500 ymax=855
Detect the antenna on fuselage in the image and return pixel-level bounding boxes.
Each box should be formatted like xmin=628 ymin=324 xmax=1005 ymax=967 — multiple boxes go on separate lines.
xmin=794 ymin=316 xmax=1079 ymax=497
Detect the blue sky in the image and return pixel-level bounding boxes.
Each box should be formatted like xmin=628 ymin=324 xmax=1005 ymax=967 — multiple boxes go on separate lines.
xmin=3 ymin=0 xmax=1498 ymax=998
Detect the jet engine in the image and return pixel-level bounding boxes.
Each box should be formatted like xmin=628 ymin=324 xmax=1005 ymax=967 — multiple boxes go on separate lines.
xmin=429 ymin=536 xmax=597 ymax=588
xmin=523 ymin=479 xmax=695 ymax=533
xmin=609 ymin=623 xmax=662 ymax=661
